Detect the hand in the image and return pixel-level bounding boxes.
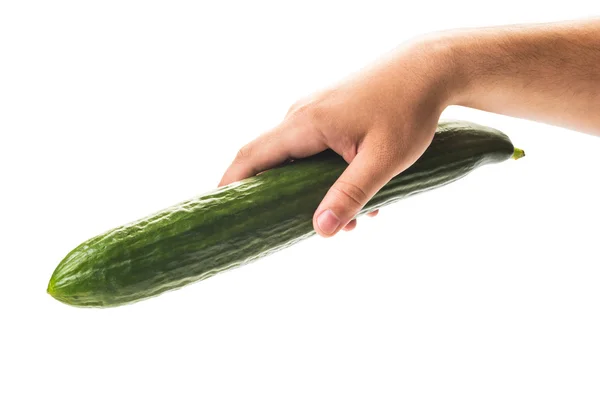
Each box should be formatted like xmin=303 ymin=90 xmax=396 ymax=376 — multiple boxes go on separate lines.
xmin=219 ymin=19 xmax=600 ymax=238
xmin=219 ymin=37 xmax=455 ymax=237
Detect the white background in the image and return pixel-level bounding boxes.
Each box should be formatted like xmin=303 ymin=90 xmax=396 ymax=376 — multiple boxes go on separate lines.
xmin=2 ymin=1 xmax=600 ymax=399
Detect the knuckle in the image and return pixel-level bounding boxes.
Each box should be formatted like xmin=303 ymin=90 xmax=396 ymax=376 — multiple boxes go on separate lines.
xmin=286 ymin=99 xmax=304 ymax=116
xmin=331 ymin=181 xmax=369 ymax=209
xmin=288 ymin=102 xmax=325 ymax=125
xmin=235 ymin=144 xmax=252 ymax=163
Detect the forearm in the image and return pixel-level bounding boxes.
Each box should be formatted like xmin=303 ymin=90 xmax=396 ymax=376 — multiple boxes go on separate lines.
xmin=431 ymin=19 xmax=600 ymax=135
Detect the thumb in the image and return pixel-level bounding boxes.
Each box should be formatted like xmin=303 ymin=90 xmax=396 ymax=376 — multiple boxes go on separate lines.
xmin=313 ymin=149 xmax=395 ymax=238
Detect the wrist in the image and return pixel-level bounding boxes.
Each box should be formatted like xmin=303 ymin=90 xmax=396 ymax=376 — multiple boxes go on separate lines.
xmin=404 ymin=33 xmax=470 ymax=111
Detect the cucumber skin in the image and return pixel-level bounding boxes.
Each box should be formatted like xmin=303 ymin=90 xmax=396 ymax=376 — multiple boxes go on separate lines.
xmin=48 ymin=120 xmax=517 ymax=308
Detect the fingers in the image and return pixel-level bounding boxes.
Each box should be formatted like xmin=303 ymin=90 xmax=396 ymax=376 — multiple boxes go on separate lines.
xmin=313 ymin=149 xmax=395 ymax=238
xmin=218 ymin=129 xmax=287 ymax=187
xmin=343 ymin=219 xmax=357 ymax=232
xmin=341 ymin=210 xmax=377 ymax=233
xmin=219 ymin=121 xmax=325 ymax=187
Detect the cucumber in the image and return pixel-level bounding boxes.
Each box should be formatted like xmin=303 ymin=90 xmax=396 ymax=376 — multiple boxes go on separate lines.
xmin=47 ymin=120 xmax=525 ymax=308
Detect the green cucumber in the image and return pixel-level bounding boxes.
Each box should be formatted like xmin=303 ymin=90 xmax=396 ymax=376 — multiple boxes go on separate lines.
xmin=47 ymin=120 xmax=525 ymax=308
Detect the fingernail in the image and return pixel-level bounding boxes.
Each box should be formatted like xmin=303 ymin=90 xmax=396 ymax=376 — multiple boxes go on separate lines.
xmin=317 ymin=209 xmax=340 ymax=235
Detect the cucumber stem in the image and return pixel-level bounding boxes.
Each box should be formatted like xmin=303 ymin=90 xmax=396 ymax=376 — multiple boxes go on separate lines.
xmin=512 ymin=148 xmax=525 ymax=160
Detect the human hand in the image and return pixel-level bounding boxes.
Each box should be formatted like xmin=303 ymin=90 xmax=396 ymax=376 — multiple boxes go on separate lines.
xmin=218 ymin=37 xmax=456 ymax=237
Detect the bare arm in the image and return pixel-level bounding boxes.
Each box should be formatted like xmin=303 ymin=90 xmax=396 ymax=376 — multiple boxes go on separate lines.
xmin=219 ymin=18 xmax=600 ymax=238
xmin=442 ymin=18 xmax=600 ymax=135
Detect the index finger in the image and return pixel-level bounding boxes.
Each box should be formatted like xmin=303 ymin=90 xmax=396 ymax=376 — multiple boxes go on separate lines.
xmin=218 ymin=121 xmax=326 ymax=187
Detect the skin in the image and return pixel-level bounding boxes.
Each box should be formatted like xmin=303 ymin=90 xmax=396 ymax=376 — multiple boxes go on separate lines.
xmin=219 ymin=18 xmax=600 ymax=237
